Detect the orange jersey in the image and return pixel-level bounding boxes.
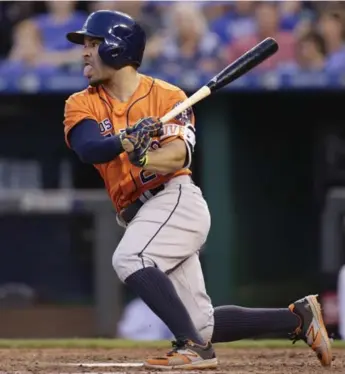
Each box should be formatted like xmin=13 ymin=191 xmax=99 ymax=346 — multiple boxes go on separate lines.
xmin=63 ymin=74 xmax=195 ymax=213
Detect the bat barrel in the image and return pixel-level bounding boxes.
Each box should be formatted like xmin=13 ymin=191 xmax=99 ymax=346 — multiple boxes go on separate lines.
xmin=207 ymin=37 xmax=279 ymax=92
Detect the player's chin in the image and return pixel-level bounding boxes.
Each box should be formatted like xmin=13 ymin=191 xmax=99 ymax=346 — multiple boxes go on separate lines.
xmin=88 ymin=77 xmax=103 ymax=87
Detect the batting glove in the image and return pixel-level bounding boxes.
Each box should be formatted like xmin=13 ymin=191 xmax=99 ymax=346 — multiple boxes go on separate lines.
xmin=126 ymin=117 xmax=163 ymax=138
xmin=120 ymin=130 xmax=151 ymax=168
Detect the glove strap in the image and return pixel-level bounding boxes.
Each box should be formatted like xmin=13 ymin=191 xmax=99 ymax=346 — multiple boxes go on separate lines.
xmin=141 ymin=154 xmax=149 ymax=167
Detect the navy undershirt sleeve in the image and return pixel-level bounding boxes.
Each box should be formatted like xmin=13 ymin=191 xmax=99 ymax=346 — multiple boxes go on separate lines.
xmin=68 ymin=119 xmax=124 ymax=164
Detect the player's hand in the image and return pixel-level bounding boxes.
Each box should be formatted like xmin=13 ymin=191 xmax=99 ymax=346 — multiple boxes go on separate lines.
xmin=126 ymin=117 xmax=163 ymax=138
xmin=120 ymin=130 xmax=151 ymax=168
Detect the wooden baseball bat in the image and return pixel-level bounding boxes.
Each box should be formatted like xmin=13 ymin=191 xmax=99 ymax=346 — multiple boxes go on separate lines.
xmin=160 ymin=37 xmax=279 ymax=124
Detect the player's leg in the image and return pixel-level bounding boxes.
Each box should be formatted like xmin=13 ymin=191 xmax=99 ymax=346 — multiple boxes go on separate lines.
xmin=112 ymin=176 xmax=217 ymax=369
xmin=212 ymin=296 xmax=333 ymax=366
xmin=212 ymin=305 xmax=299 ymax=343
xmin=166 ymin=251 xmax=300 ymax=346
xmin=167 ymin=252 xmax=215 ymax=343
xmin=160 ymin=230 xmax=332 ymax=367
xmin=167 ymin=252 xmax=333 ymax=367
xmin=141 ymin=252 xmax=216 ymax=370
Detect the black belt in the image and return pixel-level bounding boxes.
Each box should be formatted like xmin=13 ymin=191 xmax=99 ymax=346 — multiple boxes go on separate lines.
xmin=120 ymin=184 xmax=165 ymax=224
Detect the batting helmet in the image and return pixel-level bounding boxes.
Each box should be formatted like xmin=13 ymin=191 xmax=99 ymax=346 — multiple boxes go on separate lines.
xmin=66 ymin=10 xmax=146 ymax=70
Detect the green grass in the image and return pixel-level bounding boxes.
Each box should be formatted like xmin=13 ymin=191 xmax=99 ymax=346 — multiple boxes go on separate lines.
xmin=0 ymin=339 xmax=344 ymax=349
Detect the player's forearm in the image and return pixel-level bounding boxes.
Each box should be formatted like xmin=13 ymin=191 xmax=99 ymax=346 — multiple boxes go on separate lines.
xmin=143 ymin=139 xmax=186 ymax=174
xmin=76 ymin=135 xmax=124 ymax=163
xmin=69 ymin=119 xmax=124 ymax=164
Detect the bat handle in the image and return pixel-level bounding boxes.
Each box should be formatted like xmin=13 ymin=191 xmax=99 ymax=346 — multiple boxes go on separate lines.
xmin=160 ymin=86 xmax=211 ymax=124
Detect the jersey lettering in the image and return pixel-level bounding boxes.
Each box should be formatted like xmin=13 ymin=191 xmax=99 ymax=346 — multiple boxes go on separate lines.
xmin=139 ymin=170 xmax=157 ymax=184
xmin=160 ymin=123 xmax=184 ymax=140
xmin=99 ymin=118 xmax=113 ymax=137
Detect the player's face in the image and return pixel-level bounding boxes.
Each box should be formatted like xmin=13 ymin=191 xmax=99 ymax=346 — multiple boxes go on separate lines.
xmin=83 ymin=37 xmax=113 ymax=86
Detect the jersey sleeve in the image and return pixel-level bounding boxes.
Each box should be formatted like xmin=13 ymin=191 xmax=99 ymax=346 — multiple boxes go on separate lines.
xmin=159 ymin=89 xmax=196 ymax=169
xmin=63 ymin=93 xmax=97 ymax=148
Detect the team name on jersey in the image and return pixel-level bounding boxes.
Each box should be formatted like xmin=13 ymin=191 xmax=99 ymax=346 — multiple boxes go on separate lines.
xmin=99 ymin=118 xmax=113 ymax=137
xmin=161 ymin=123 xmax=184 ymax=139
xmin=160 ymin=123 xmax=196 ymax=148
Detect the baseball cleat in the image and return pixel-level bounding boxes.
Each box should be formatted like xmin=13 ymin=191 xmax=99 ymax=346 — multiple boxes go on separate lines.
xmin=143 ymin=339 xmax=218 ymax=370
xmin=288 ymin=294 xmax=332 ymax=367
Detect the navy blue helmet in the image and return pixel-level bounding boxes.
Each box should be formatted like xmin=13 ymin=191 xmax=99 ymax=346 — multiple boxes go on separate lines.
xmin=66 ymin=10 xmax=146 ymax=69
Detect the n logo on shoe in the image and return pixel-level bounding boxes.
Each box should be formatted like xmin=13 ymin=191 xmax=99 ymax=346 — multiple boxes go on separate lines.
xmin=307 ymin=325 xmax=320 ymax=345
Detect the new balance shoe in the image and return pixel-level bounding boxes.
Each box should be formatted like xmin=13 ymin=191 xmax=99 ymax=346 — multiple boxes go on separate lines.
xmin=144 ymin=339 xmax=218 ymax=370
xmin=289 ymin=294 xmax=332 ymax=366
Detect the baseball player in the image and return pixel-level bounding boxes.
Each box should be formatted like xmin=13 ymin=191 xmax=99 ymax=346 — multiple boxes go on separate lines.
xmin=64 ymin=10 xmax=332 ymax=370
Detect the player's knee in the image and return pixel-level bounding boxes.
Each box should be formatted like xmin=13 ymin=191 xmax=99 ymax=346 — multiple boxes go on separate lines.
xmin=112 ymin=250 xmax=132 ymax=282
xmin=112 ymin=249 xmax=155 ymax=283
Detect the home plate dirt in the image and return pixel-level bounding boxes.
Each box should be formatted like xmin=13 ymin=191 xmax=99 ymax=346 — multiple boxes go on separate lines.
xmin=0 ymin=347 xmax=344 ymax=373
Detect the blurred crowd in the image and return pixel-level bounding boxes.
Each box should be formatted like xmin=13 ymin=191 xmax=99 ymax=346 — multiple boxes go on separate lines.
xmin=1 ymin=0 xmax=345 ymax=87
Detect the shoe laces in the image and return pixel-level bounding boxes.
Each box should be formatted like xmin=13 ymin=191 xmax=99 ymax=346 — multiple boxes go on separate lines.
xmin=289 ymin=329 xmax=305 ymax=345
xmin=167 ymin=340 xmax=188 ymax=356
xmin=289 ymin=310 xmax=304 ymax=345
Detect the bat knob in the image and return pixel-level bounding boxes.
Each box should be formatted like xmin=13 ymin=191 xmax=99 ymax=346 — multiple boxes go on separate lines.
xmin=121 ymin=138 xmax=134 ymax=153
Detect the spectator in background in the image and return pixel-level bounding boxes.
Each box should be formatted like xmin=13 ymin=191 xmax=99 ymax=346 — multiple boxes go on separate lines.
xmin=146 ymin=3 xmax=224 ymax=87
xmin=318 ymin=8 xmax=345 ymax=73
xmin=210 ymin=1 xmax=256 ymax=45
xmin=6 ymin=1 xmax=86 ymax=70
xmin=88 ymin=1 xmax=164 ymax=40
xmin=228 ymin=2 xmax=295 ymax=72
xmin=279 ymin=1 xmax=302 ymax=31
xmin=6 ymin=19 xmax=43 ymax=69
xmin=278 ymin=30 xmax=326 ymax=73
xmin=0 ymin=2 xmax=34 ymax=58
xmin=279 ymin=1 xmax=314 ymax=32
xmin=141 ymin=1 xmax=173 ymax=30
xmin=88 ymin=0 xmax=116 ymax=12
xmin=295 ymin=31 xmax=327 ymax=71
xmin=202 ymin=1 xmax=232 ymax=24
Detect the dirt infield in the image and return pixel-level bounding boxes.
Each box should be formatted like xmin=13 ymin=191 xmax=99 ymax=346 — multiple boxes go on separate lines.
xmin=0 ymin=346 xmax=344 ymax=374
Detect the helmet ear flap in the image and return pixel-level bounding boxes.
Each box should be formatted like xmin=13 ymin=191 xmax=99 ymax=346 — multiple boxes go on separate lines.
xmin=98 ymin=39 xmax=126 ymax=68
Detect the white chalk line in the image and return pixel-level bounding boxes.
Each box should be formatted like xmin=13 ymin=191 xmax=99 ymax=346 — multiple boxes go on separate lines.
xmin=59 ymin=362 xmax=219 ymax=373
xmin=0 ymin=372 xmax=142 ymax=374
xmin=64 ymin=362 xmax=143 ymax=367
xmin=41 ymin=361 xmax=220 ymax=373
xmin=0 ymin=372 xmax=218 ymax=374
xmin=0 ymin=372 xmax=136 ymax=374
